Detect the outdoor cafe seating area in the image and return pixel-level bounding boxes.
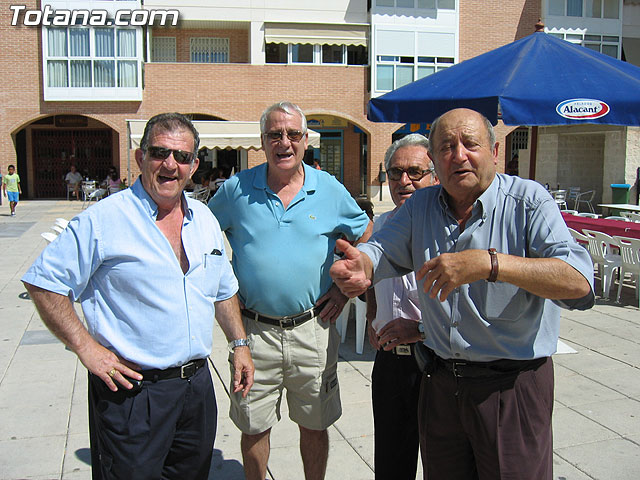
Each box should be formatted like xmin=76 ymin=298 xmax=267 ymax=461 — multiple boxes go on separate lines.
xmin=561 ymin=210 xmax=640 ymax=308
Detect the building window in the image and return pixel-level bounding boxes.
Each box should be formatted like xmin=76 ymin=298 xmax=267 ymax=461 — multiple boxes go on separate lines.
xmin=548 ymin=0 xmax=619 ymax=19
xmin=549 ymin=31 xmax=620 ymax=58
xmin=152 ymin=37 xmax=176 ymax=62
xmin=346 ymin=45 xmax=367 ymax=65
xmin=376 ymin=0 xmax=454 ymax=8
xmin=266 ymin=43 xmax=368 ymax=66
xmin=190 ymin=37 xmax=229 ymax=63
xmin=45 ymin=26 xmax=138 ymax=89
xmin=322 ymin=44 xmax=343 ymax=63
xmin=292 ymin=44 xmax=314 ymax=63
xmin=376 ymin=55 xmax=454 ymax=91
xmin=266 ymin=43 xmax=288 ymax=63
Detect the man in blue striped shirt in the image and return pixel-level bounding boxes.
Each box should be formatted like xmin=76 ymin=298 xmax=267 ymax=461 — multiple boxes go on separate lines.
xmin=331 ymin=108 xmax=594 ymax=480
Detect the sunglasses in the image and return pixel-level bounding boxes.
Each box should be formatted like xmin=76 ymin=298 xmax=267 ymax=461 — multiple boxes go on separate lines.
xmin=387 ymin=167 xmax=433 ymax=181
xmin=146 ymin=146 xmax=195 ymax=165
xmin=264 ymin=130 xmax=305 ymax=143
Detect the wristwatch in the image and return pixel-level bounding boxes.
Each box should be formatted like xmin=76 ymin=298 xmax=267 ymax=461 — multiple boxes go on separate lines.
xmin=228 ymin=338 xmax=250 ymax=353
xmin=417 ymin=322 xmax=426 ymax=341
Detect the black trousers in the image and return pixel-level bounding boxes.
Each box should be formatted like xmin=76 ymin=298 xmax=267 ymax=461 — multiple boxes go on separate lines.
xmin=418 ymin=356 xmax=554 ymax=480
xmin=88 ymin=362 xmax=217 ymax=480
xmin=371 ymin=347 xmax=423 ymax=480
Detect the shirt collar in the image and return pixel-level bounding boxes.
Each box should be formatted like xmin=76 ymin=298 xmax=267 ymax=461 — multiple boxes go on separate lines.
xmin=253 ymin=161 xmax=318 ymax=194
xmin=131 ymin=176 xmax=193 ymax=222
xmin=437 ymin=174 xmax=499 ymax=221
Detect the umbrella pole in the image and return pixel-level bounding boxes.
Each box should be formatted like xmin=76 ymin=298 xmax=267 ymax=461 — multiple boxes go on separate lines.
xmin=528 ymin=126 xmax=538 ymax=180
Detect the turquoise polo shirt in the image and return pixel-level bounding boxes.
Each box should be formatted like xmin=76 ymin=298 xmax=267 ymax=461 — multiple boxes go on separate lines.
xmin=209 ymin=162 xmax=369 ymax=317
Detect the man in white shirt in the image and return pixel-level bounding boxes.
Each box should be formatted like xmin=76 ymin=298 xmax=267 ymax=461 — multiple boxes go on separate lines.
xmin=366 ymin=134 xmax=438 ymax=479
xmin=65 ymin=165 xmax=83 ymax=200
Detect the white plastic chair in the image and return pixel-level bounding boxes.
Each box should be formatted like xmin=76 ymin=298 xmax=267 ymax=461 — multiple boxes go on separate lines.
xmin=552 ymin=190 xmax=567 ymax=210
xmin=336 ymin=297 xmax=367 ymax=354
xmin=577 ymin=212 xmax=599 ymax=218
xmin=40 ymin=232 xmax=58 ymax=243
xmin=568 ymin=227 xmax=589 ymax=248
xmin=613 ymin=236 xmax=640 ymax=307
xmin=561 ymin=209 xmax=578 ymax=215
xmin=627 ymin=212 xmax=640 ymax=223
xmin=51 ymin=225 xmax=64 ymax=234
xmin=83 ymin=188 xmax=106 ymax=208
xmin=55 ymin=218 xmax=69 ymax=229
xmin=567 ymin=186 xmax=580 ymax=209
xmin=583 ymin=229 xmax=622 ymax=299
xmin=575 ymin=190 xmax=595 ymax=213
xmin=604 ymin=216 xmax=631 ymax=222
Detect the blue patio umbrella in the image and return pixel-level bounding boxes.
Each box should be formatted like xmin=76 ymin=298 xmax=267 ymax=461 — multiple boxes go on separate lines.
xmin=368 ymin=30 xmax=640 ymax=127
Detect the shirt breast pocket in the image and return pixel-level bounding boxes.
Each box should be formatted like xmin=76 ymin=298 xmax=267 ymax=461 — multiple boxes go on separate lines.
xmin=480 ymin=282 xmax=527 ymax=322
xmin=200 ymin=253 xmax=225 ymax=298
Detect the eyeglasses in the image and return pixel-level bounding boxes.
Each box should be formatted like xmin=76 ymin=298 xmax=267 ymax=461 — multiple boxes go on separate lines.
xmin=146 ymin=146 xmax=195 ymax=165
xmin=264 ymin=130 xmax=305 ymax=143
xmin=386 ymin=167 xmax=433 ymax=181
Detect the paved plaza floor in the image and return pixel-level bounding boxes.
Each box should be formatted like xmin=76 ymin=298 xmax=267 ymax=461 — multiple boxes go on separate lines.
xmin=0 ymin=198 xmax=639 ymax=479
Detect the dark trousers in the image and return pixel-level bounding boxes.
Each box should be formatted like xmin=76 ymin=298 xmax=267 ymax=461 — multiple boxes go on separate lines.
xmin=372 ymin=347 xmax=422 ymax=480
xmin=88 ymin=362 xmax=217 ymax=480
xmin=418 ymin=356 xmax=554 ymax=480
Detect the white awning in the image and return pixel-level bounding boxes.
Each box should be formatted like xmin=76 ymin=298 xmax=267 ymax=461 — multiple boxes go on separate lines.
xmin=264 ymin=23 xmax=368 ymax=46
xmin=127 ymin=120 xmax=320 ymax=150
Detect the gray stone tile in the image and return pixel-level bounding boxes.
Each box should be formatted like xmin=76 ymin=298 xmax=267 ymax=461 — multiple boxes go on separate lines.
xmin=63 ymin=432 xmax=91 ymax=474
xmin=20 ymin=329 xmax=60 ymax=345
xmin=552 ymin=453 xmax=592 ymax=480
xmin=597 ymin=341 xmax=640 ymax=368
xmin=583 ymin=364 xmax=640 ymax=398
xmin=555 ymin=437 xmax=640 ymax=480
xmin=553 ymin=406 xmax=619 ymax=449
xmin=334 ymin=400 xmax=374 ymax=439
xmin=573 ymin=398 xmax=640 ymax=436
xmin=554 ymin=373 xmax=625 ymax=407
xmin=552 ymin=348 xmax=628 ymax=374
xmin=0 ymin=435 xmax=64 ymax=478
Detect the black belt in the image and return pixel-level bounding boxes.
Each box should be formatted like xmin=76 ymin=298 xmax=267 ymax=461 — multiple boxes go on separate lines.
xmin=242 ymin=302 xmax=326 ymax=329
xmin=141 ymin=358 xmax=206 ymax=381
xmin=434 ymin=354 xmax=547 ymax=378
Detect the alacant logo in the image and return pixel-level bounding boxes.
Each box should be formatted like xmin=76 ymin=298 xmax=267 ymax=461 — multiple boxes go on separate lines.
xmin=556 ymin=99 xmax=610 ymax=120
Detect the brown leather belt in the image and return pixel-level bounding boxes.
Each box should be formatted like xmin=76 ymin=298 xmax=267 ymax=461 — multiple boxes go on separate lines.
xmin=242 ymin=301 xmax=327 ymax=329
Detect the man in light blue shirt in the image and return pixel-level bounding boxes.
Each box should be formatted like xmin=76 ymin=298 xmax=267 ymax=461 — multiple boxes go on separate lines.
xmin=331 ymin=108 xmax=594 ymax=480
xmin=22 ymin=113 xmax=254 ymax=480
xmin=209 ymin=101 xmax=371 ymax=480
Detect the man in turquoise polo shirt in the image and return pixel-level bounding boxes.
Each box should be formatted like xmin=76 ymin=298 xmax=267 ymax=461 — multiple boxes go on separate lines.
xmin=209 ymin=101 xmax=371 ymax=480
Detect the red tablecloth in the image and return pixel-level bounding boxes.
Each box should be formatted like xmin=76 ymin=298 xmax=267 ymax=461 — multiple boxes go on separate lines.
xmin=562 ymin=212 xmax=640 ymax=239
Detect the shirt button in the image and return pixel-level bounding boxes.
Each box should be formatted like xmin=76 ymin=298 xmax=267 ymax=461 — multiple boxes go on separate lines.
xmin=455 ymin=353 xmax=461 ymax=357
xmin=191 ymin=336 xmax=195 ymax=340
xmin=452 ymin=322 xmax=459 ymax=328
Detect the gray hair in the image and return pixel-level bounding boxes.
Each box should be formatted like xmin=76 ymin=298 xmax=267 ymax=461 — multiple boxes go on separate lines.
xmin=428 ymin=110 xmax=495 ymax=155
xmin=260 ymin=101 xmax=308 ymax=134
xmin=384 ymin=133 xmax=431 ymax=171
xmin=140 ymin=113 xmax=200 ymax=159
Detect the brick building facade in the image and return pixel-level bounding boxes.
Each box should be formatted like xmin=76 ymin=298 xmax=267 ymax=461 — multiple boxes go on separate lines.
xmin=14 ymin=1 xmax=628 ymax=203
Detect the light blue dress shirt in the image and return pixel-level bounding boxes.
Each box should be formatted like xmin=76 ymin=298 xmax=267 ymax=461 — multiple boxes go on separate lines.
xmin=22 ymin=178 xmax=238 ymax=370
xmin=359 ymin=174 xmax=595 ymax=362
xmin=209 ymin=162 xmax=369 ymax=317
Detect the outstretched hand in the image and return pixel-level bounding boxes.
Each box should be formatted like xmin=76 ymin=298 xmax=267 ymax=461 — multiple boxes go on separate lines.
xmin=330 ymin=239 xmax=372 ymax=298
xmin=416 ymin=250 xmax=490 ymax=301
